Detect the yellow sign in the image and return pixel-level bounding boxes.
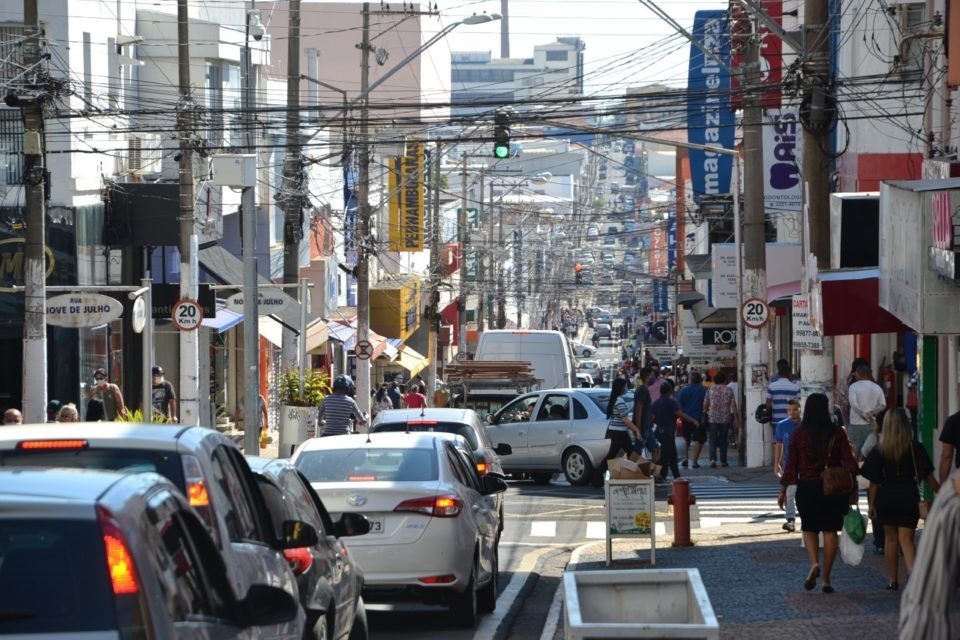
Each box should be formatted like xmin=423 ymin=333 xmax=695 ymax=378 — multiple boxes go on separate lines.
xmin=388 ymin=142 xmax=424 ymax=252
xmin=0 ymin=238 xmax=56 ymax=293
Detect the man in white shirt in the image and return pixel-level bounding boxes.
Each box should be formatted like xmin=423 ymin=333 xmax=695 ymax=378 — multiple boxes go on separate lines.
xmin=847 ymin=364 xmax=887 ymax=450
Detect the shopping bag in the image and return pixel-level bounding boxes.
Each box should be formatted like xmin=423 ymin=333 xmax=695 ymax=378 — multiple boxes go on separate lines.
xmin=843 ymin=506 xmax=867 ymax=544
xmin=839 ymin=528 xmax=865 ymax=566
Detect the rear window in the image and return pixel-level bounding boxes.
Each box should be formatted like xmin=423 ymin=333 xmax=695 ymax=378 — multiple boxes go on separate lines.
xmin=0 ymin=448 xmax=185 ymax=489
xmin=0 ymin=519 xmax=116 ymax=633
xmin=296 ymin=447 xmax=438 ymax=483
xmin=370 ymin=421 xmax=480 ymax=450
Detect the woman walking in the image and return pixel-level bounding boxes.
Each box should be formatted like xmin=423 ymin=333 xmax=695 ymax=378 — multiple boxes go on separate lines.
xmin=702 ymin=371 xmax=736 ymax=468
xmin=779 ymin=393 xmax=859 ymax=593
xmin=594 ymin=378 xmax=642 ymax=484
xmin=373 ymin=384 xmax=393 ymax=417
xmin=860 ymin=408 xmax=940 ymax=590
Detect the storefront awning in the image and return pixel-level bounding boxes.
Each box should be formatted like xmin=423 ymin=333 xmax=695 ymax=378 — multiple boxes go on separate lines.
xmin=201 ymin=301 xmax=243 ymax=333
xmin=258 ymin=317 xmax=284 ymax=347
xmin=325 ymin=321 xmax=389 ymax=359
xmin=396 ymin=346 xmax=428 ymax=376
xmin=819 ymin=269 xmax=909 ymax=337
xmin=677 ymin=291 xmax=705 ymax=308
xmin=685 ymin=254 xmax=712 ymax=279
xmin=306 ymin=320 xmax=329 ymax=354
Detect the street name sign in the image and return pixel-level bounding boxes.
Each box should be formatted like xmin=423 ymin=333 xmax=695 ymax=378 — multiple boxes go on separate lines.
xmin=226 ymin=291 xmax=291 ymax=315
xmin=46 ymin=293 xmax=123 ymax=328
xmin=132 ymin=297 xmax=147 ymax=334
xmin=172 ymin=299 xmax=204 ymax=332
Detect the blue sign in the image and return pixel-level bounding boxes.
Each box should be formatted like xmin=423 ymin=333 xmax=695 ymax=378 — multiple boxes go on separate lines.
xmin=687 ymin=10 xmax=734 ymax=201
xmin=667 ymin=218 xmax=677 ymax=273
xmin=653 ymin=278 xmax=670 ymax=313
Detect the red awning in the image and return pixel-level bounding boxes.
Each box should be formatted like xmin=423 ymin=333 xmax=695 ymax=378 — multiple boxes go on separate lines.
xmin=819 ymin=270 xmax=909 ymax=337
xmin=440 ymin=299 xmax=460 ymax=345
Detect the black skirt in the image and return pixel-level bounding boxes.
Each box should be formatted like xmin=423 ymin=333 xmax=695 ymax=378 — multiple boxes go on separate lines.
xmin=875 ymin=482 xmax=921 ymax=529
xmin=796 ymin=478 xmax=850 ymax=532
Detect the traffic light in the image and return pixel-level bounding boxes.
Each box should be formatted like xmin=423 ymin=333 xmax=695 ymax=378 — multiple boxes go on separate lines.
xmin=493 ymin=111 xmax=510 ymax=159
xmin=574 ymin=263 xmax=583 ymax=284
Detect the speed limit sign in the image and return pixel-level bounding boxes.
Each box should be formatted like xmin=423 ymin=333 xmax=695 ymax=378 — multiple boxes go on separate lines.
xmin=172 ymin=299 xmax=204 ymax=332
xmin=741 ymin=297 xmax=770 ymax=329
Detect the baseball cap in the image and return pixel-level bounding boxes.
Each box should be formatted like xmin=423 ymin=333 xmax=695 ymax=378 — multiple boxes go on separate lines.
xmin=46 ymin=399 xmax=62 ymax=413
xmin=152 ymin=366 xmax=164 ymax=375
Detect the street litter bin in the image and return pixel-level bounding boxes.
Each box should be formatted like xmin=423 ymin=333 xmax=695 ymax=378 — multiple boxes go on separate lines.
xmin=278 ymin=404 xmax=318 ymax=458
xmin=563 ymin=568 xmax=718 ymax=640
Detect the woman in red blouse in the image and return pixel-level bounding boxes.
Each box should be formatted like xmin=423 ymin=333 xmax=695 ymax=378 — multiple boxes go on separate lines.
xmin=778 ymin=393 xmax=859 ymax=593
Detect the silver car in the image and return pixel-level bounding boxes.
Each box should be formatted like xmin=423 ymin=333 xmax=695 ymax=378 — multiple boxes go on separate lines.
xmin=484 ymin=388 xmax=612 ymax=486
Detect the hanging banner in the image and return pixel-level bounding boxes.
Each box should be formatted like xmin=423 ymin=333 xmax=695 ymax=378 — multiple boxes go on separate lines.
xmin=763 ymin=110 xmax=802 ymax=212
xmin=653 ymin=278 xmax=670 ymax=313
xmin=650 ymin=226 xmax=668 ymax=277
xmin=399 ymin=141 xmax=424 ymax=251
xmin=687 ymin=10 xmax=734 ymax=201
xmin=730 ymin=0 xmax=783 ymax=109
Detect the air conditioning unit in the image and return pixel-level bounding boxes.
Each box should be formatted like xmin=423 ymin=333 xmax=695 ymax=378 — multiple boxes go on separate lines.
xmin=118 ymin=133 xmax=162 ymax=176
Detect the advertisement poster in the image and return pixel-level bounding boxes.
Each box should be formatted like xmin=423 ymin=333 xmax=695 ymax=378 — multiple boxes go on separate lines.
xmin=608 ymin=481 xmax=653 ymax=535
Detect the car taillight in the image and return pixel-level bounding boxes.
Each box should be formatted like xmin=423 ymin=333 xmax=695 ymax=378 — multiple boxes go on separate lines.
xmin=17 ymin=439 xmax=88 ymax=450
xmin=476 ymin=462 xmax=491 ymax=475
xmin=394 ymin=495 xmax=463 ymax=518
xmin=418 ymin=575 xmax=456 ymax=584
xmin=283 ymin=547 xmax=314 ymax=575
xmin=97 ymin=506 xmax=151 ymax=638
xmin=406 ymin=420 xmax=438 ymax=426
xmin=348 ymin=475 xmax=377 ymax=482
xmin=181 ymin=454 xmax=217 ymax=540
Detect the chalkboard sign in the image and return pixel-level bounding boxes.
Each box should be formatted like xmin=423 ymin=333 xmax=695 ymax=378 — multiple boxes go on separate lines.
xmin=605 ymin=477 xmax=656 ymax=566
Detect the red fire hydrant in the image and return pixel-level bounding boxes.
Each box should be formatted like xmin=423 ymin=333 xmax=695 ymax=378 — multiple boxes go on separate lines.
xmin=667 ymin=477 xmax=696 ymax=547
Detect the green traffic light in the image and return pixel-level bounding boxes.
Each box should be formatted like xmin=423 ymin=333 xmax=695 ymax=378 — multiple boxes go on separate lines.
xmin=493 ymin=144 xmax=509 ymax=159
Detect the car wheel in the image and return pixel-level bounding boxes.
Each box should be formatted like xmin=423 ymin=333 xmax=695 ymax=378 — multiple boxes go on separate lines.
xmin=563 ymin=448 xmax=594 ymax=486
xmin=478 ymin=542 xmax=499 ymax=613
xmin=582 ymin=349 xmax=592 ymax=357
xmin=531 ymin=472 xmax=553 ymax=484
xmin=348 ymin=597 xmax=368 ymax=640
xmin=450 ymin=557 xmax=479 ymax=628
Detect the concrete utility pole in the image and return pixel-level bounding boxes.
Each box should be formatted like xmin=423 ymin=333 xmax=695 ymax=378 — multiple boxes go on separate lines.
xmin=424 ymin=144 xmax=441 ymax=397
xmin=281 ymin=0 xmax=302 ymax=371
xmin=20 ymin=0 xmax=47 ymax=423
xmin=355 ymin=2 xmax=372 ymax=414
xmin=487 ymin=180 xmax=496 ymax=329
xmin=242 ymin=6 xmax=261 ymax=454
xmin=799 ymin=0 xmax=834 ymax=402
xmin=459 ymin=154 xmax=470 ymax=355
xmin=742 ymin=25 xmax=771 ymax=467
xmin=177 ymin=0 xmax=200 ymax=425
xmin=500 ymin=0 xmax=510 ymax=58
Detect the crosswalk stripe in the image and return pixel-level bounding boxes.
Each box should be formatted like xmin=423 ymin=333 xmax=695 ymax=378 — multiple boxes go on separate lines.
xmin=530 ymin=521 xmax=557 ymax=537
xmin=585 ymin=521 xmax=606 ymax=539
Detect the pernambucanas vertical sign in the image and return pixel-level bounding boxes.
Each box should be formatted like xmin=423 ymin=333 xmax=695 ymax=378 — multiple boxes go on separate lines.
xmin=388 ymin=141 xmax=424 ymax=252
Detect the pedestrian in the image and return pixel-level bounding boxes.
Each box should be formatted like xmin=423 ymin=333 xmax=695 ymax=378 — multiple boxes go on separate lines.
xmin=862 ymin=408 xmax=887 ymax=554
xmin=631 ymin=366 xmax=659 ymax=462
xmin=403 ymin=384 xmax=427 ymax=409
xmin=373 ymin=384 xmax=393 ymax=417
xmin=151 ymin=366 xmax=178 ymax=422
xmin=676 ymin=371 xmax=708 ymax=468
xmin=86 ymin=398 xmax=105 ymax=422
xmin=318 ymin=375 xmax=366 ymax=436
xmin=45 ymin=400 xmax=61 ymax=423
xmin=57 ymin=403 xmax=80 ymax=422
xmin=651 ymin=381 xmax=694 ymax=482
xmin=85 ymin=368 xmax=126 ymax=420
xmin=848 ymin=363 xmax=887 ymax=451
xmin=765 ymin=360 xmax=801 ymax=426
xmin=703 ymin=371 xmax=737 ymax=468
xmin=778 ymin=393 xmax=859 ymax=594
xmin=860 ymin=408 xmax=940 ymax=591
xmin=388 ymin=382 xmax=403 ymax=409
xmin=937 ymin=407 xmax=960 ymax=484
xmin=647 ymin=361 xmax=664 ymax=403
xmin=595 ymin=377 xmax=642 ymax=485
xmin=774 ymin=398 xmax=803 ymax=532
xmin=2 ymin=408 xmax=22 ymax=425
xmin=238 ymin=393 xmax=268 ymax=440
xmin=592 ymin=333 xmax=600 ymax=349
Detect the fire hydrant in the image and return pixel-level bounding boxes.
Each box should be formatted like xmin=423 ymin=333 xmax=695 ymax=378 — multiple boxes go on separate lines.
xmin=666 ymin=477 xmax=696 ymax=547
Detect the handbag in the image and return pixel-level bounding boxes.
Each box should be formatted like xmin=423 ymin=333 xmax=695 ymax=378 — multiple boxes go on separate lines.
xmin=910 ymin=443 xmax=932 ymax=520
xmin=821 ymin=435 xmax=856 ymax=496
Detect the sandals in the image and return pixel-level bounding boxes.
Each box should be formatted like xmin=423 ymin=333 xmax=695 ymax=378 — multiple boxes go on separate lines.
xmin=804 ymin=565 xmax=820 ymax=591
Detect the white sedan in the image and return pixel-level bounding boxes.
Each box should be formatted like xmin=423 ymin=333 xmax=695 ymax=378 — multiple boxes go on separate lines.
xmin=292 ymin=432 xmax=507 ymax=629
xmin=571 ymin=341 xmax=596 ymax=358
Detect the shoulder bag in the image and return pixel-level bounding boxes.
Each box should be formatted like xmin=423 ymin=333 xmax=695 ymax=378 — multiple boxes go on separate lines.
xmin=821 ymin=434 xmax=856 ymax=496
xmin=910 ymin=443 xmax=932 ymax=520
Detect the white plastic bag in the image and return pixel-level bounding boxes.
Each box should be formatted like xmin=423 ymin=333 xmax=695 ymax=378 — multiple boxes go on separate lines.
xmin=839 ymin=529 xmax=865 ymax=566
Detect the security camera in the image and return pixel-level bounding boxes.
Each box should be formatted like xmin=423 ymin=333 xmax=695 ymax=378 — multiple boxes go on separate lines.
xmin=248 ymin=11 xmax=266 ymax=42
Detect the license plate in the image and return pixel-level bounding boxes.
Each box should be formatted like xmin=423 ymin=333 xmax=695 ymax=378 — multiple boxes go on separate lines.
xmin=366 ymin=518 xmax=384 ymax=535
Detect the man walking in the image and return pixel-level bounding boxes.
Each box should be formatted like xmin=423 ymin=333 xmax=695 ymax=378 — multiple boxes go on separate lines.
xmin=632 ymin=366 xmax=659 ymax=461
xmin=651 ymin=381 xmax=698 ymax=482
xmin=774 ymin=398 xmax=802 ymax=532
xmin=765 ymin=360 xmax=801 ymax=426
xmin=676 ymin=372 xmax=708 ymax=468
xmin=86 ymin=368 xmax=126 ymax=420
xmin=847 ymin=363 xmax=886 ymax=450
xmin=151 ymin=366 xmax=178 ymax=422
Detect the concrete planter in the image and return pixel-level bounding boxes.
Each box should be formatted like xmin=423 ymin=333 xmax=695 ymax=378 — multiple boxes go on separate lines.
xmin=278 ymin=404 xmax=318 ymax=458
xmin=563 ymin=568 xmax=719 ymax=639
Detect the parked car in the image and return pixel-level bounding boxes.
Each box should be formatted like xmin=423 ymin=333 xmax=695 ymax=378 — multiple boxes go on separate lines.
xmin=293 ymin=432 xmax=508 ymax=628
xmin=600 ymin=273 xmax=615 ymax=286
xmin=577 ymin=359 xmax=604 ymax=384
xmin=571 ymin=341 xmax=595 ymax=358
xmin=249 ymin=457 xmax=371 ymax=640
xmin=484 ymin=389 xmax=612 ymax=485
xmin=0 ymin=467 xmax=300 ymax=638
xmin=594 ymin=322 xmax=612 ymax=338
xmin=0 ymin=423 xmax=311 ymax=639
xmin=576 ymin=373 xmax=595 ymax=388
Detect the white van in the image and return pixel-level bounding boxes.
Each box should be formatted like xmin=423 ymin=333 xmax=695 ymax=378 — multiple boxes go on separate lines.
xmin=474 ymin=330 xmax=577 ymax=390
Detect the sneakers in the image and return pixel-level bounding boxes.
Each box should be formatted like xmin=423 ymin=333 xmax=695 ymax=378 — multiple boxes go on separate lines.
xmin=782 ymin=519 xmax=796 ymax=532
xmin=681 ymin=459 xmax=689 ymax=468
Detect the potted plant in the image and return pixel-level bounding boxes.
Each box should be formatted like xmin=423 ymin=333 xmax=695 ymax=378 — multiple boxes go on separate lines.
xmin=277 ymin=368 xmax=331 ymax=457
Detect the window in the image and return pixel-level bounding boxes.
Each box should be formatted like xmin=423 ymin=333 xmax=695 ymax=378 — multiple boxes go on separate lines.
xmin=209 ymin=447 xmax=259 ymax=542
xmin=897 ymin=3 xmax=926 ymax=77
xmin=296 ymin=447 xmax=439 ymax=483
xmin=573 ymin=398 xmax=589 ymax=420
xmin=0 ymin=109 xmax=24 ymax=185
xmin=537 ymin=394 xmax=570 ymax=421
xmin=546 ymin=50 xmax=569 ymax=61
xmin=498 ymin=394 xmax=540 ymax=423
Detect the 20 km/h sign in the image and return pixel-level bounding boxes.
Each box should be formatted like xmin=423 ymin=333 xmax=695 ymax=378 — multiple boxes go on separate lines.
xmin=741 ymin=297 xmax=770 ymax=329
xmin=172 ymin=299 xmax=204 ymax=332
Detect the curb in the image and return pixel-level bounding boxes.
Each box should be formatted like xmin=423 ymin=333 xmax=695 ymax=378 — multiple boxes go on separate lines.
xmin=485 ymin=545 xmax=572 ymax=640
xmin=538 ymin=541 xmax=603 ymax=640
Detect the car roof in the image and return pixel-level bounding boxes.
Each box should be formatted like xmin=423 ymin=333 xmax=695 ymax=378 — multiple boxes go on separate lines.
xmin=373 ymin=408 xmax=479 ymax=424
xmin=0 ymin=422 xmax=206 ymax=451
xmin=0 ymin=467 xmax=140 ymax=502
xmin=296 ymin=431 xmax=464 ymax=454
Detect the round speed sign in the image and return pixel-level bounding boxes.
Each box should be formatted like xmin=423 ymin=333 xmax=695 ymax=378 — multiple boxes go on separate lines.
xmin=741 ymin=297 xmax=770 ymax=329
xmin=172 ymin=299 xmax=204 ymax=332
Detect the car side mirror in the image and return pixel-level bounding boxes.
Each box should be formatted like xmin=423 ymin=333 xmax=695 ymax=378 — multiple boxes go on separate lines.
xmin=237 ymin=584 xmax=299 ymax=626
xmin=334 ymin=512 xmax=371 ymax=538
xmin=485 ymin=413 xmax=496 ymax=425
xmin=277 ymin=520 xmax=319 ymax=549
xmin=481 ymin=474 xmax=508 ymax=495
xmin=494 ymin=442 xmax=512 ymax=456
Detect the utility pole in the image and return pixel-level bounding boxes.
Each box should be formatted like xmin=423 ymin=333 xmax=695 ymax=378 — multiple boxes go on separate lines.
xmin=476 ymin=170 xmax=486 ymax=335
xmin=242 ymin=6 xmax=261 ymax=454
xmin=742 ymin=24 xmax=770 ymax=467
xmin=21 ymin=0 xmax=47 ymax=424
xmin=424 ymin=143 xmax=441 ymax=397
xmin=799 ymin=0 xmax=834 ymax=404
xmin=281 ymin=0 xmax=302 ymax=372
xmin=355 ymin=2 xmax=372 ymax=414
xmin=487 ymin=180 xmax=496 ymax=330
xmin=459 ymin=153 xmax=470 ymax=356
xmin=177 ymin=0 xmax=200 ymax=425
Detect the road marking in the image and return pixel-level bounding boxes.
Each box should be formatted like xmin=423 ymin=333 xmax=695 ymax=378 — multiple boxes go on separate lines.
xmin=474 ymin=546 xmax=555 ymax=640
xmin=530 ymin=521 xmax=557 ymax=537
xmin=586 ymin=521 xmax=606 ymax=539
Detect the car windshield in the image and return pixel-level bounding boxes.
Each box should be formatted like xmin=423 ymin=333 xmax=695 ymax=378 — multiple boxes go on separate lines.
xmin=0 ymin=519 xmax=115 ymax=634
xmin=0 ymin=448 xmax=185 ymax=488
xmin=370 ymin=421 xmax=480 ymax=451
xmin=297 ymin=447 xmax=439 ymax=483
